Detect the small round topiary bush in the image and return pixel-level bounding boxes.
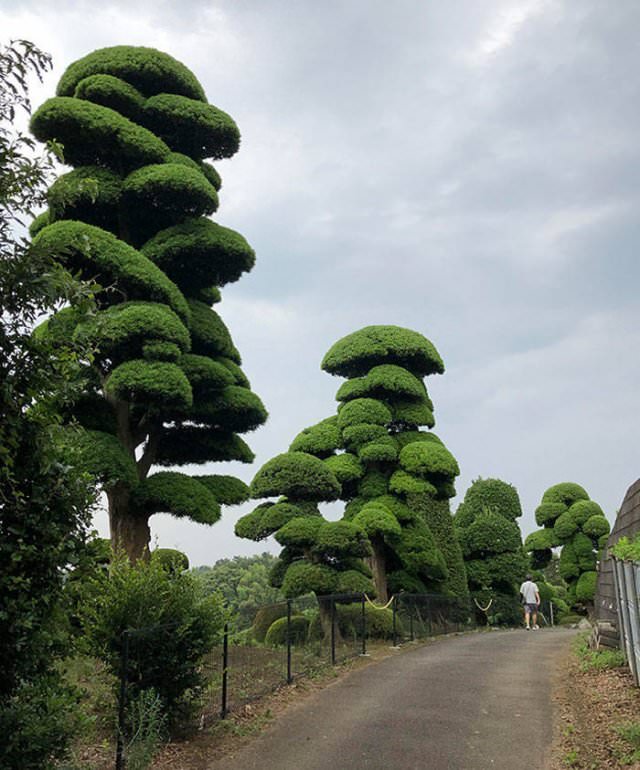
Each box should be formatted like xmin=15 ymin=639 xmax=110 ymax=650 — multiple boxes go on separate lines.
xmin=264 ymin=615 xmax=309 ymax=646
xmin=252 ymin=604 xmax=288 ymax=642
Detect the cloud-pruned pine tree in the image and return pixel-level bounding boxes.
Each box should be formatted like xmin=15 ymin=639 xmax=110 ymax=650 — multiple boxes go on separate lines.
xmin=524 ymin=483 xmax=610 ymax=608
xmin=455 ymin=478 xmax=527 ymax=624
xmin=236 ymin=326 xmax=467 ymax=604
xmin=29 ymin=46 xmax=267 ymax=561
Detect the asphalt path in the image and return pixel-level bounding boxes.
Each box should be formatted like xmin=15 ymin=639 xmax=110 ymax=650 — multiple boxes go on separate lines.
xmin=209 ymin=628 xmax=574 ymax=770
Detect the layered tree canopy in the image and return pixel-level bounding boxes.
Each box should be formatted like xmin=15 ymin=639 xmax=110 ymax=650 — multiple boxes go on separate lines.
xmin=236 ymin=326 xmax=468 ymax=604
xmin=524 ymin=483 xmax=610 ymax=608
xmin=30 ymin=46 xmax=267 ymax=560
xmin=455 ymin=478 xmax=528 ymax=624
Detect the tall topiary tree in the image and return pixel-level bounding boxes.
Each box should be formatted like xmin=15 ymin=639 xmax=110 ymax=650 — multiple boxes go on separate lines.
xmin=236 ymin=452 xmax=373 ymax=603
xmin=524 ymin=483 xmax=610 ymax=609
xmin=237 ymin=326 xmax=467 ymax=604
xmin=454 ymin=478 xmax=528 ymax=624
xmin=29 ymin=46 xmax=267 ymax=561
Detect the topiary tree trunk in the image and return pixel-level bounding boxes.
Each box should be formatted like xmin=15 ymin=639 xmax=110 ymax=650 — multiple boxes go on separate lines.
xmin=29 ymin=46 xmax=267 ymax=561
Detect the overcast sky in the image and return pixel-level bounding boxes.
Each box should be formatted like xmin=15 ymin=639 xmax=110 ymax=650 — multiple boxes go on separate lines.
xmin=3 ymin=0 xmax=639 ymax=567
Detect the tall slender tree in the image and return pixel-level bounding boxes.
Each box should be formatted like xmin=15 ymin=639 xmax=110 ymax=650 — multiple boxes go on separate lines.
xmin=29 ymin=46 xmax=267 ymax=560
xmin=455 ymin=478 xmax=527 ymax=624
xmin=525 ymin=483 xmax=610 ymax=609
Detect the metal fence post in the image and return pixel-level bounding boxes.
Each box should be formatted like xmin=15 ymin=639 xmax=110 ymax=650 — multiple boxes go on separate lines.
xmin=623 ymin=561 xmax=640 ymax=686
xmin=220 ymin=622 xmax=229 ymax=718
xmin=286 ymin=599 xmax=293 ymax=684
xmin=330 ymin=597 xmax=336 ymax=665
xmin=392 ymin=595 xmax=398 ymax=646
xmin=409 ymin=596 xmax=415 ymax=641
xmin=613 ymin=558 xmax=629 ymax=663
xmin=361 ymin=594 xmax=367 ymax=656
xmin=115 ymin=630 xmax=129 ymax=770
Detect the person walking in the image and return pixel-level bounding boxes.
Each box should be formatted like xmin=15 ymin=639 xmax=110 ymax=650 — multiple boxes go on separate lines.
xmin=519 ymin=574 xmax=540 ymax=630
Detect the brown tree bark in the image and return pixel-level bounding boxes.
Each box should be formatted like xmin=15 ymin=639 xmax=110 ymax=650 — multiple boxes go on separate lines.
xmin=107 ymin=484 xmax=150 ymax=563
xmin=367 ymin=538 xmax=388 ymax=603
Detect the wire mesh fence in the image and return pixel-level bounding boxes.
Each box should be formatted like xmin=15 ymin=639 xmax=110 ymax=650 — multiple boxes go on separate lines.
xmin=114 ymin=591 xmax=478 ymax=767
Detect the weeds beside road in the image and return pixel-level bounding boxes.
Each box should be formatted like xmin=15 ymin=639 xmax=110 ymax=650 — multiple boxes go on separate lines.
xmin=551 ymin=635 xmax=640 ymax=769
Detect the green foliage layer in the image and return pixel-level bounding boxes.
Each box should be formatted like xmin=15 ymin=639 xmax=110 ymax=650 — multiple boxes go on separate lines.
xmin=526 ymin=482 xmax=609 ymax=609
xmin=455 ymin=478 xmax=527 ymax=624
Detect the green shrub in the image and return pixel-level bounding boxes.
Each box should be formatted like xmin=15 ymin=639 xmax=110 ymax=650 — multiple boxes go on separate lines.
xmin=252 ymin=604 xmax=288 ymax=642
xmin=611 ymin=535 xmax=640 ymax=561
xmin=306 ymin=603 xmax=402 ymax=640
xmin=151 ymin=548 xmax=189 ymax=572
xmin=82 ymin=554 xmax=225 ymax=729
xmin=264 ymin=615 xmax=309 ymax=646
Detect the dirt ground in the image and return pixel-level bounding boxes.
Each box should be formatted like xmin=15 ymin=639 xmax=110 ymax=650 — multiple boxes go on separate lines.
xmin=549 ymin=644 xmax=640 ymax=769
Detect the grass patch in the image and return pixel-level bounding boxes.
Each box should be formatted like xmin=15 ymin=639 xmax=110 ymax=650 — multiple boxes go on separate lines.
xmin=615 ymin=721 xmax=640 ymax=765
xmin=573 ymin=634 xmax=626 ymax=671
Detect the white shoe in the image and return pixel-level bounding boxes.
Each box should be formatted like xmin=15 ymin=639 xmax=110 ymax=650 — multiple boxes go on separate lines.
xmin=525 ymin=626 xmax=531 ymax=630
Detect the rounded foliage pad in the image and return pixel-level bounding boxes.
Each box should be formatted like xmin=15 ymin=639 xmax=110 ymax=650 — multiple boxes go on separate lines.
xmin=57 ymin=46 xmax=207 ymax=101
xmin=250 ymin=452 xmax=341 ymax=502
xmin=322 ymin=325 xmax=444 ymax=378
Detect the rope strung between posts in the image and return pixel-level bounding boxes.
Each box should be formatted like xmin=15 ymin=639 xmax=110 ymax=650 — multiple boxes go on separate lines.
xmin=473 ymin=597 xmax=493 ymax=613
xmin=364 ymin=593 xmax=396 ymax=610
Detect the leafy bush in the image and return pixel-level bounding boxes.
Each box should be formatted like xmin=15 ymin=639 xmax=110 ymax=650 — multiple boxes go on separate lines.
xmin=611 ymin=534 xmax=640 ymax=562
xmin=82 ymin=554 xmax=225 ymax=728
xmin=264 ymin=615 xmax=309 ymax=646
xmin=252 ymin=604 xmax=288 ymax=642
xmin=307 ymin=603 xmax=401 ymax=640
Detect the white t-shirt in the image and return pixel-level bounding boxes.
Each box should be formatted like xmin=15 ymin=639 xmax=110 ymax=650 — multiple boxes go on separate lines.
xmin=519 ymin=580 xmax=539 ymax=603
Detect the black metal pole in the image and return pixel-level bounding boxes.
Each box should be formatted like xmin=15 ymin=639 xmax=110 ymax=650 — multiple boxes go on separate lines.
xmin=221 ymin=622 xmax=229 ymax=719
xmin=330 ymin=597 xmax=336 ymax=665
xmin=392 ymin=595 xmax=397 ymax=646
xmin=409 ymin=597 xmax=414 ymax=641
xmin=361 ymin=594 xmax=366 ymax=655
xmin=286 ymin=600 xmax=293 ymax=684
xmin=115 ymin=630 xmax=129 ymax=770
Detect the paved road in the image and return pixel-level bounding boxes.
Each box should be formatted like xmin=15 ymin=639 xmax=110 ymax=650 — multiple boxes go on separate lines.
xmin=209 ymin=628 xmax=574 ymax=770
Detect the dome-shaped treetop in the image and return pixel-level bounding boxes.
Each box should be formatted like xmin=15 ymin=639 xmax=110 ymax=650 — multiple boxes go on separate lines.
xmin=33 ymin=46 xmax=240 ymax=169
xmin=56 ymin=45 xmax=207 ymax=101
xmin=321 ymin=325 xmax=445 ymax=378
xmin=250 ymin=452 xmax=341 ymax=502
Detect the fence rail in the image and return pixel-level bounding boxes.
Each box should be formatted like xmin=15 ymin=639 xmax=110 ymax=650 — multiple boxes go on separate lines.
xmin=612 ymin=556 xmax=640 ymax=685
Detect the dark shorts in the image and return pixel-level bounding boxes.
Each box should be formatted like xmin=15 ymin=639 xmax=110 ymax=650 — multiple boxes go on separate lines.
xmin=524 ymin=603 xmax=537 ymax=614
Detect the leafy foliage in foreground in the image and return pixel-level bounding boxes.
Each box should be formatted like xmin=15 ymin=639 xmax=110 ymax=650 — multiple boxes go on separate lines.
xmin=0 ymin=40 xmax=97 ymax=770
xmin=82 ymin=554 xmax=225 ymax=728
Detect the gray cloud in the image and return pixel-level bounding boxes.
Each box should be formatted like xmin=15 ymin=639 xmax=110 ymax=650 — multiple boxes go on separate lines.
xmin=4 ymin=0 xmax=640 ymax=565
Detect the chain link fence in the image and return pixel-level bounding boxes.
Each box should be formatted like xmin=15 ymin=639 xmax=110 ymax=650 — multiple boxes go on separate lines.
xmin=611 ymin=556 xmax=640 ymax=685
